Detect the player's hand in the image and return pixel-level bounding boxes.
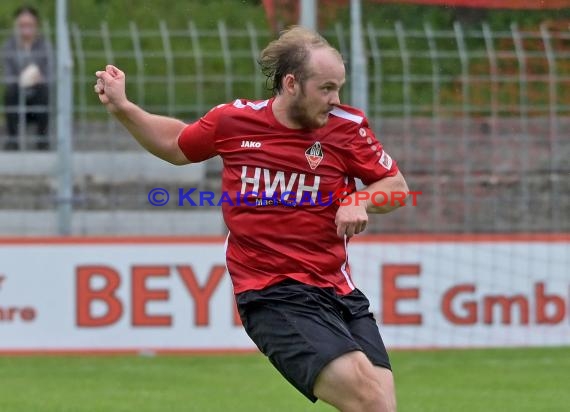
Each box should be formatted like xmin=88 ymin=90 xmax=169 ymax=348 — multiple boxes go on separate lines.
xmin=94 ymin=65 xmax=128 ymax=114
xmin=334 ymin=198 xmax=368 ymax=238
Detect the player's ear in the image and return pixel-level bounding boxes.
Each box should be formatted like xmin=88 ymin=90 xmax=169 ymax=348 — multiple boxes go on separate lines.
xmin=282 ymin=73 xmax=297 ymax=96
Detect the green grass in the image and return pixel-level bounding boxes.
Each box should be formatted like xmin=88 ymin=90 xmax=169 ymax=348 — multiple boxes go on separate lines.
xmin=0 ymin=347 xmax=569 ymax=412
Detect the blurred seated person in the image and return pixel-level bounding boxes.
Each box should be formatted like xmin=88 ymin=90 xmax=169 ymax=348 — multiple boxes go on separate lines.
xmin=2 ymin=6 xmax=52 ymax=150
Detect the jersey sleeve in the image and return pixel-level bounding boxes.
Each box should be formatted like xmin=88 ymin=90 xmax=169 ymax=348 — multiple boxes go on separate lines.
xmin=344 ymin=118 xmax=399 ymax=185
xmin=177 ymin=104 xmax=225 ymax=162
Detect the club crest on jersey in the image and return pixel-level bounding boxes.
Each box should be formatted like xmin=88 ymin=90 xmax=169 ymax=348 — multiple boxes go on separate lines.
xmin=305 ymin=141 xmax=324 ymax=170
xmin=379 ymin=151 xmax=393 ymax=170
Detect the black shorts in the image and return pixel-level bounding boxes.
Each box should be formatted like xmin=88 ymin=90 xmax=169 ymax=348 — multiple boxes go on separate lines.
xmin=236 ymin=279 xmax=391 ymax=402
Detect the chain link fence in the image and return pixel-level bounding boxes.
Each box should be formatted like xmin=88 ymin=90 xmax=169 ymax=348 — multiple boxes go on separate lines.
xmin=0 ymin=20 xmax=568 ymax=235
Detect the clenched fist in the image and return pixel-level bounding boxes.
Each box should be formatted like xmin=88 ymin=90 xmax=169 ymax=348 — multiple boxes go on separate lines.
xmin=94 ymin=65 xmax=128 ymax=114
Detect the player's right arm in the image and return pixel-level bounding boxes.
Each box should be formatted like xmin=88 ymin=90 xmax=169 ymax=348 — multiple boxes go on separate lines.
xmin=94 ymin=65 xmax=190 ymax=165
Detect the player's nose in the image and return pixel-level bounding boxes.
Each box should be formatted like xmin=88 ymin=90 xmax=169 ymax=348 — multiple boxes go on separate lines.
xmin=329 ymin=91 xmax=340 ymax=106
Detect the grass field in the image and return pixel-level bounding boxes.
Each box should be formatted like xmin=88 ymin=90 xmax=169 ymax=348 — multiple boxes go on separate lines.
xmin=1 ymin=347 xmax=569 ymax=412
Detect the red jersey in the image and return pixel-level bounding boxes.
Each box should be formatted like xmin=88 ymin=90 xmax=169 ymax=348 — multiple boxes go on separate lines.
xmin=178 ymin=98 xmax=399 ymax=295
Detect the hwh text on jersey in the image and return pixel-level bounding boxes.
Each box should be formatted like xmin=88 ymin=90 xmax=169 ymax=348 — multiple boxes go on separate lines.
xmin=240 ymin=166 xmax=320 ymax=203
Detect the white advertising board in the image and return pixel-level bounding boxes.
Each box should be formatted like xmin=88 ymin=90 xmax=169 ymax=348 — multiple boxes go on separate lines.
xmin=0 ymin=235 xmax=568 ymax=353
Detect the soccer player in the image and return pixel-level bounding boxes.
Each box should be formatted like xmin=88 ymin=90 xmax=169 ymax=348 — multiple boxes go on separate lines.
xmin=95 ymin=26 xmax=408 ymax=412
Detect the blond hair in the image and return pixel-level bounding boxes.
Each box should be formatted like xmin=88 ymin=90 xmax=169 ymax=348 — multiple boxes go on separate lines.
xmin=259 ymin=26 xmax=340 ymax=95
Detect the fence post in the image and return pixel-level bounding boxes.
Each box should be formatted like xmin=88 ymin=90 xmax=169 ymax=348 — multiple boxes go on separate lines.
xmin=56 ymin=0 xmax=73 ymax=235
xmin=350 ymin=0 xmax=368 ymax=114
xmin=300 ymin=0 xmax=317 ymax=30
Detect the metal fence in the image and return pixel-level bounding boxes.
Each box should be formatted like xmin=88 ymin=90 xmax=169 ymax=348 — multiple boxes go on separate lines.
xmin=0 ymin=20 xmax=568 ymax=235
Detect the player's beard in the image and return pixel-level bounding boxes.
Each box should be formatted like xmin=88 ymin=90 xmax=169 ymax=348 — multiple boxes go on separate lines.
xmin=288 ymin=87 xmax=330 ymax=130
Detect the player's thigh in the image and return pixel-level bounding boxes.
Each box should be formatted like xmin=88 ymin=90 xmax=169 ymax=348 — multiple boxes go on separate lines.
xmin=236 ymin=282 xmax=361 ymax=402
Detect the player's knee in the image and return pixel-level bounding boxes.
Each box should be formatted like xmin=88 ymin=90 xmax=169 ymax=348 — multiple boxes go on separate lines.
xmin=375 ymin=369 xmax=397 ymax=412
xmin=354 ymin=372 xmax=383 ymax=407
xmin=315 ymin=353 xmax=395 ymax=412
xmin=346 ymin=357 xmax=391 ymax=411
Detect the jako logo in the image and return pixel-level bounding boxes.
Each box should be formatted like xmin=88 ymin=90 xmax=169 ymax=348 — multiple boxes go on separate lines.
xmin=241 ymin=140 xmax=261 ymax=148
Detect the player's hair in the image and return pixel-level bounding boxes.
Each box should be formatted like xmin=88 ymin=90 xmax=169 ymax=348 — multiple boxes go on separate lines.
xmin=14 ymin=5 xmax=40 ymax=21
xmin=259 ymin=26 xmax=340 ymax=95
